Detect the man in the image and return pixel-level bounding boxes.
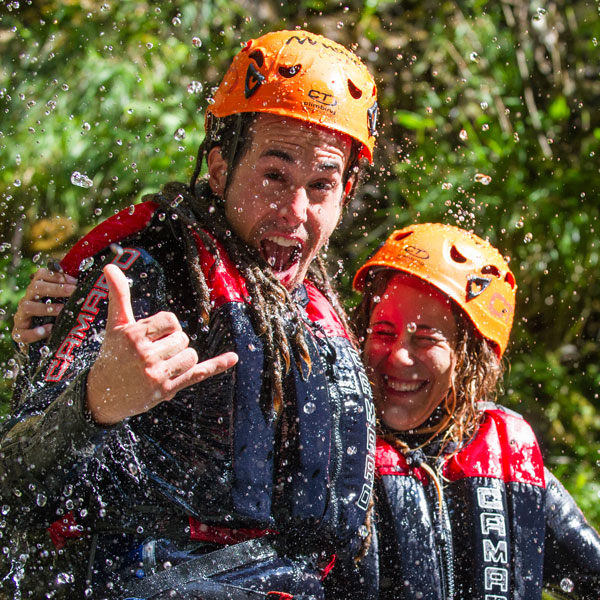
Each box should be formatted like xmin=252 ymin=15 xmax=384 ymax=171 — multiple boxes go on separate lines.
xmin=1 ymin=30 xmax=378 ymax=599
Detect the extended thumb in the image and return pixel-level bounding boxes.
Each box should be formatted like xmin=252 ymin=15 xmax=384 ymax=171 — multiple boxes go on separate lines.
xmin=104 ymin=264 xmax=135 ymax=327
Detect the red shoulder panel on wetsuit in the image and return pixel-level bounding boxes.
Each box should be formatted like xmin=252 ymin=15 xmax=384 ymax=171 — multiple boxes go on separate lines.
xmin=445 ymin=409 xmax=545 ymax=487
xmin=60 ymin=202 xmax=159 ymax=277
xmin=59 ymin=201 xmax=250 ymax=306
xmin=303 ymin=281 xmax=350 ymax=340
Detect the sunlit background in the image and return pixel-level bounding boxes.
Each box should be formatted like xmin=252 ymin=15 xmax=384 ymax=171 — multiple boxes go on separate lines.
xmin=1 ymin=0 xmax=599 ymax=554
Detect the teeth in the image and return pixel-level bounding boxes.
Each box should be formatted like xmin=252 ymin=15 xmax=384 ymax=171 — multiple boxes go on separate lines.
xmin=264 ymin=235 xmax=301 ymax=248
xmin=387 ymin=380 xmax=424 ymax=392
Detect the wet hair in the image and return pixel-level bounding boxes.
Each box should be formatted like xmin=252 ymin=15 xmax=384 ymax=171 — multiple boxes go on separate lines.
xmin=354 ymin=268 xmax=505 ymax=453
xmin=144 ymin=113 xmax=363 ymax=415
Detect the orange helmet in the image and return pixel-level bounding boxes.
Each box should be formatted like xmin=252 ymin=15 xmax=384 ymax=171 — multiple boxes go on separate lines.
xmin=353 ymin=224 xmax=517 ymax=357
xmin=206 ymin=30 xmax=378 ymax=163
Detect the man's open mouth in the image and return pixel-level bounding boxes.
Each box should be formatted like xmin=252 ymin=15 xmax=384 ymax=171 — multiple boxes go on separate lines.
xmin=260 ymin=236 xmax=303 ymax=272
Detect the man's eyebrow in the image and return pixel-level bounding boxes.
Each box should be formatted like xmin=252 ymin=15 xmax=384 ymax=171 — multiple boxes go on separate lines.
xmin=261 ymin=148 xmax=294 ymax=163
xmin=260 ymin=149 xmax=343 ymax=173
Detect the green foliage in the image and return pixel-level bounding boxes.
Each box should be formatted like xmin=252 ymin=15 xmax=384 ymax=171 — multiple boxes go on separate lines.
xmin=1 ymin=0 xmax=599 ymax=534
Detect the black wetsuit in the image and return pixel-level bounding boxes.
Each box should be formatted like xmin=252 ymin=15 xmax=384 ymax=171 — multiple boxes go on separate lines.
xmin=0 ymin=201 xmax=376 ymax=599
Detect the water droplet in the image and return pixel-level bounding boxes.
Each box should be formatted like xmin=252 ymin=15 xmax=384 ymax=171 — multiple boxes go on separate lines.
xmin=81 ymin=122 xmax=91 ymax=133
xmin=187 ymin=81 xmax=203 ymax=94
xmin=158 ymin=212 xmax=166 ymax=221
xmin=442 ymin=182 xmax=453 ymax=190
xmin=36 ymin=493 xmax=47 ymax=507
xmin=513 ymin=132 xmax=520 ymax=142
xmin=474 ymin=173 xmax=492 ymax=185
xmin=13 ymin=179 xmax=21 ymax=187
xmin=407 ymin=322 xmax=417 ymax=333
xmin=515 ymin=219 xmax=524 ymax=229
xmin=110 ymin=243 xmax=124 ymax=257
xmin=482 ymin=123 xmax=489 ymax=131
xmin=170 ymin=194 xmax=184 ymax=209
xmin=146 ymin=42 xmax=153 ymax=49
xmin=71 ymin=171 xmax=93 ymax=188
xmin=172 ymin=16 xmax=181 ymax=26
xmin=560 ymin=578 xmax=574 ymax=593
xmin=480 ymin=101 xmax=488 ymax=110
xmin=336 ymin=21 xmax=344 ymax=29
xmin=358 ymin=525 xmax=369 ymax=538
xmin=100 ymin=3 xmax=110 ymax=11
xmin=174 ymin=128 xmax=186 ymax=141
xmin=347 ymin=446 xmax=357 ymax=455
xmin=372 ymin=295 xmax=381 ymax=304
xmin=192 ymin=37 xmax=202 ymax=48
xmin=61 ymin=83 xmax=69 ymax=91
xmin=304 ymin=402 xmax=316 ymax=415
xmin=94 ymin=208 xmax=102 ymax=216
xmin=39 ymin=345 xmax=50 ymax=358
xmin=469 ymin=52 xmax=479 ymax=63
xmin=459 ymin=129 xmax=468 ymax=141
xmin=79 ymin=256 xmax=95 ymax=272
xmin=524 ymin=232 xmax=533 ymax=243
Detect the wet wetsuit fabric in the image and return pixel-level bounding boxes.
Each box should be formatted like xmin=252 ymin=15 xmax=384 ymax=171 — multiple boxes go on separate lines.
xmin=371 ymin=405 xmax=600 ymax=599
xmin=0 ymin=201 xmax=376 ymax=599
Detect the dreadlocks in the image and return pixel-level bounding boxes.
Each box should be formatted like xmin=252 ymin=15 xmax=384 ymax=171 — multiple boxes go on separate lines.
xmin=142 ymin=113 xmax=364 ymax=416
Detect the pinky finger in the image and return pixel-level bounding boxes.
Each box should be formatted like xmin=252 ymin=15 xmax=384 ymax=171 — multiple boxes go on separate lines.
xmin=170 ymin=351 xmax=239 ymax=394
xmin=12 ymin=323 xmax=53 ymax=345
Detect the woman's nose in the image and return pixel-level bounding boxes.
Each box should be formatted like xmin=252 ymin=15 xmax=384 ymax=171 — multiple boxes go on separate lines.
xmin=389 ymin=341 xmax=415 ymax=367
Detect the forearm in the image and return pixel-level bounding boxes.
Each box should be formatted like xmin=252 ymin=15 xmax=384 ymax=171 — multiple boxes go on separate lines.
xmin=0 ymin=370 xmax=116 ymax=523
xmin=543 ymin=468 xmax=600 ymax=598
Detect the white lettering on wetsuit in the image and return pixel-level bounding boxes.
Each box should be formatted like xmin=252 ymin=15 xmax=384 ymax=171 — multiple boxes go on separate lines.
xmin=345 ymin=348 xmax=376 ymax=511
xmin=477 ymin=485 xmax=510 ymax=599
xmin=44 ymin=248 xmax=141 ymax=382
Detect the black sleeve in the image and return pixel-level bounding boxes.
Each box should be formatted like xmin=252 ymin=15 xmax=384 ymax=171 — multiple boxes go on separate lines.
xmin=0 ymin=244 xmax=170 ymax=527
xmin=543 ymin=467 xmax=600 ymax=599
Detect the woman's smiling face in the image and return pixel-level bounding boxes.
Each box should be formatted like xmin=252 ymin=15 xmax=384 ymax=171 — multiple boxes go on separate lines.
xmin=363 ymin=273 xmax=457 ymax=432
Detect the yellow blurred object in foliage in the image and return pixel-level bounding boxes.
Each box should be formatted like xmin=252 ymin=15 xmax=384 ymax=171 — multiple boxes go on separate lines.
xmin=28 ymin=217 xmax=76 ymax=252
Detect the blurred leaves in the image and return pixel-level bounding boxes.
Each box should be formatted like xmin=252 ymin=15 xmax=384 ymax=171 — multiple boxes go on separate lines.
xmin=1 ymin=0 xmax=599 ymax=526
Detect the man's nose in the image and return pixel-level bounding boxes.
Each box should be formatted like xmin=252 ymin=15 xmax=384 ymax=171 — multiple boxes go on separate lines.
xmin=278 ymin=186 xmax=308 ymax=227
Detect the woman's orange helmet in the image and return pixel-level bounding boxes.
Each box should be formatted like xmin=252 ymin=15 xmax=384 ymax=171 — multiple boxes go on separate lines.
xmin=206 ymin=30 xmax=378 ymax=163
xmin=353 ymin=224 xmax=517 ymax=357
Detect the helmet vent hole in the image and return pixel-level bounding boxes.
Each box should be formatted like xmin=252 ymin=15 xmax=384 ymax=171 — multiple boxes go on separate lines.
xmin=505 ymin=271 xmax=516 ymax=289
xmin=481 ymin=265 xmax=501 ymax=278
xmin=249 ymin=50 xmax=264 ymax=68
xmin=348 ymin=79 xmax=362 ymax=99
xmin=392 ymin=231 xmax=412 ymax=242
xmin=278 ymin=64 xmax=301 ymax=78
xmin=450 ymin=245 xmax=467 ymax=263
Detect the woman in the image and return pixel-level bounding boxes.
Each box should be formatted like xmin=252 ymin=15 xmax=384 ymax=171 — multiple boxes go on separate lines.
xmin=353 ymin=223 xmax=600 ymax=599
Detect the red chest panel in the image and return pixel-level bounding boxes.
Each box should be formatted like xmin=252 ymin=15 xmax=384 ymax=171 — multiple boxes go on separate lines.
xmin=375 ymin=408 xmax=545 ymax=488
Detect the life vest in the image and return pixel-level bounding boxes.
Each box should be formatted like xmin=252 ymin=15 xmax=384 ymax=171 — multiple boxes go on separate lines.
xmin=375 ymin=405 xmax=546 ymax=599
xmin=36 ymin=200 xmax=375 ymax=551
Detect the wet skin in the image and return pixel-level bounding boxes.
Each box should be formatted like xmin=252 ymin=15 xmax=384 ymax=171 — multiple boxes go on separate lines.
xmin=207 ymin=113 xmax=353 ymax=290
xmin=363 ymin=274 xmax=457 ymax=431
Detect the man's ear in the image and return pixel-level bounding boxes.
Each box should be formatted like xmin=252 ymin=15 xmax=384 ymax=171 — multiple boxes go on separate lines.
xmin=207 ymin=147 xmax=228 ymax=197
